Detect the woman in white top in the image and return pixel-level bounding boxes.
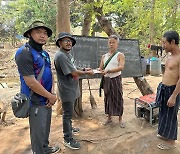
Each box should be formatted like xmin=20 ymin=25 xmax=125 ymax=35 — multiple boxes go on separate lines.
xmin=99 ymin=35 xmax=125 ymax=127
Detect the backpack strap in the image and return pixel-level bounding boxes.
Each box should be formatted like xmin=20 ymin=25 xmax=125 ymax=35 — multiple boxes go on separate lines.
xmin=103 ymin=51 xmax=118 ymax=69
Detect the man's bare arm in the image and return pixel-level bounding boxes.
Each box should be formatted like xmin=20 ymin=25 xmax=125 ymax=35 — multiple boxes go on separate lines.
xmin=23 ymin=76 xmax=57 ymax=105
xmin=99 ymin=55 xmax=105 ymax=70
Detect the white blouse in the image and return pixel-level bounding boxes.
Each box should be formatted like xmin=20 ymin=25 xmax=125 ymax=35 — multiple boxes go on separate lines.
xmin=104 ymin=52 xmax=121 ymax=78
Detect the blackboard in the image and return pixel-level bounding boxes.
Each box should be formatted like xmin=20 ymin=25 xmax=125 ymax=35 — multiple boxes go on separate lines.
xmin=71 ymin=35 xmax=143 ymax=78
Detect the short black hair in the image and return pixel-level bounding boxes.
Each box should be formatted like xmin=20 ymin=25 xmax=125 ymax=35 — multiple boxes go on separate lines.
xmin=163 ymin=31 xmax=179 ymax=45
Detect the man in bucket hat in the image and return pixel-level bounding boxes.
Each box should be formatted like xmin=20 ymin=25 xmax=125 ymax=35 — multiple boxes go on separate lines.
xmin=54 ymin=32 xmax=94 ymax=150
xmin=15 ymin=21 xmax=60 ymax=154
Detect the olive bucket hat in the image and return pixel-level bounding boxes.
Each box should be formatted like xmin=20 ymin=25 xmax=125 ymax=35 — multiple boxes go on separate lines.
xmin=23 ymin=21 xmax=52 ymax=38
xmin=56 ymin=32 xmax=76 ymax=47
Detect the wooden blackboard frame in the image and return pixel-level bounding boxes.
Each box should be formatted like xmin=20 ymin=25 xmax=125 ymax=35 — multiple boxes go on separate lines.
xmin=71 ymin=35 xmax=143 ymax=78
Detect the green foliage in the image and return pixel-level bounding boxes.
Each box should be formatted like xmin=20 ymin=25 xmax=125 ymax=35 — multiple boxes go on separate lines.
xmin=15 ymin=0 xmax=56 ymax=36
xmin=89 ymin=0 xmax=180 ymax=57
xmin=0 ymin=0 xmax=179 ymax=53
xmin=0 ymin=0 xmax=56 ymax=42
xmin=70 ymin=1 xmax=84 ymax=27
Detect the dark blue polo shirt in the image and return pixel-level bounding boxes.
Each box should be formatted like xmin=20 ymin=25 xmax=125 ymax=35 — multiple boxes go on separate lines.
xmin=15 ymin=44 xmax=52 ymax=106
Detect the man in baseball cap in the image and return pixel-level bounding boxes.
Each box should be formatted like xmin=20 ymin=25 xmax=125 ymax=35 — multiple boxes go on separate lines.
xmin=54 ymin=32 xmax=93 ymax=150
xmin=15 ymin=21 xmax=60 ymax=154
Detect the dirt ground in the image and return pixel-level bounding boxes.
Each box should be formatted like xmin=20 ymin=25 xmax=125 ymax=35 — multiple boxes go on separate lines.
xmin=0 ymin=47 xmax=180 ymax=154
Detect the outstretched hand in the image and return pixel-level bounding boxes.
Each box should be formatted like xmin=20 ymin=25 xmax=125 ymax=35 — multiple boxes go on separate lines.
xmin=84 ymin=68 xmax=94 ymax=75
xmin=85 ymin=68 xmax=92 ymax=71
xmin=100 ymin=69 xmax=108 ymax=75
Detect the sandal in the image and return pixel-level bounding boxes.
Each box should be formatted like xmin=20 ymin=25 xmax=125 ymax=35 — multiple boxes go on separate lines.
xmin=104 ymin=120 xmax=112 ymax=125
xmin=157 ymin=143 xmax=176 ymax=150
xmin=119 ymin=122 xmax=126 ymax=128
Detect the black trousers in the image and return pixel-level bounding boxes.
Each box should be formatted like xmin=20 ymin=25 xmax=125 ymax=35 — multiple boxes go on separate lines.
xmin=62 ymin=100 xmax=75 ymax=142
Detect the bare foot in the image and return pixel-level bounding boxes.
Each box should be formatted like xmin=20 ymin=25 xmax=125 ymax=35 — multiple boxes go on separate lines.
xmin=156 ymin=134 xmax=168 ymax=141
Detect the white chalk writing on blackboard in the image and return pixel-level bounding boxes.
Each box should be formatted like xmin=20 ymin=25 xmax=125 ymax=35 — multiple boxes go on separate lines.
xmin=72 ymin=35 xmax=142 ymax=78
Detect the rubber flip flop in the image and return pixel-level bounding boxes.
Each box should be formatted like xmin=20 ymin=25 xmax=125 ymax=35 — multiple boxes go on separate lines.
xmin=119 ymin=122 xmax=126 ymax=128
xmin=157 ymin=143 xmax=176 ymax=150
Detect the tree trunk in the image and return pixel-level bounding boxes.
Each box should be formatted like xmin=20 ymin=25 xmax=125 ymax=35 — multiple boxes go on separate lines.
xmin=149 ymin=0 xmax=156 ymax=57
xmin=94 ymin=5 xmax=154 ymax=96
xmin=133 ymin=77 xmax=154 ymax=95
xmin=74 ymin=79 xmax=83 ymax=117
xmin=82 ymin=9 xmax=92 ymax=36
xmin=56 ymin=0 xmax=71 ymax=116
xmin=56 ymin=0 xmax=71 ymax=35
xmin=94 ymin=5 xmax=118 ymax=36
xmin=172 ymin=0 xmax=178 ymax=29
xmin=55 ymin=90 xmax=63 ymax=116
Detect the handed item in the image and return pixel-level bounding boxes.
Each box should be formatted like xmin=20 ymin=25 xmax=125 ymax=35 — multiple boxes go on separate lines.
xmin=93 ymin=69 xmax=101 ymax=74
